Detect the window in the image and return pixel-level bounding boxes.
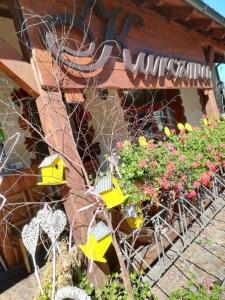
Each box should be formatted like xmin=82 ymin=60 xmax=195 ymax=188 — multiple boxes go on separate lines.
xmin=121 ymin=89 xmax=177 ymax=140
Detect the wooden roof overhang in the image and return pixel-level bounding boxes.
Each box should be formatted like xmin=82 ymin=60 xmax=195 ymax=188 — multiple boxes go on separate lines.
xmin=131 ymin=0 xmax=225 ymax=63
xmin=1 ymin=0 xmax=225 ymax=98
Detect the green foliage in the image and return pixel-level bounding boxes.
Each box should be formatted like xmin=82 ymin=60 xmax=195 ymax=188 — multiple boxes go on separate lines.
xmin=94 ymin=272 xmax=156 ymax=300
xmin=116 ymin=120 xmax=225 ymax=205
xmin=168 ymin=278 xmax=223 ymax=300
xmin=39 ymin=282 xmax=52 ymax=300
xmin=75 ymin=267 xmax=95 ymax=296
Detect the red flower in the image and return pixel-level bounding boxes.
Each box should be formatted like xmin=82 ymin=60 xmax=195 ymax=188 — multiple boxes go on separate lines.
xmin=179 ymin=137 xmax=185 ymax=143
xmin=187 ymin=190 xmax=197 ymax=199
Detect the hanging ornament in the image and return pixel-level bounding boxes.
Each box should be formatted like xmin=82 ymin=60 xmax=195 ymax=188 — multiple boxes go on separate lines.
xmin=125 ymin=205 xmax=144 ymax=229
xmin=37 ymin=154 xmax=67 ymax=186
xmin=94 ymin=175 xmax=128 ymax=209
xmin=22 ymin=217 xmax=43 ymax=294
xmin=37 ymin=208 xmax=67 ymax=243
xmin=80 ymin=221 xmax=112 ymax=263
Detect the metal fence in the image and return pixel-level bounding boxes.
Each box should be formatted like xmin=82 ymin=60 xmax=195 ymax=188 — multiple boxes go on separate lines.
xmin=119 ymin=171 xmax=225 ymax=285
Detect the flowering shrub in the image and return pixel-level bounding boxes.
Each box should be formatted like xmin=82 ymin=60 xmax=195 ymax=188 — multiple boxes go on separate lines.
xmin=116 ymin=119 xmax=225 ymax=206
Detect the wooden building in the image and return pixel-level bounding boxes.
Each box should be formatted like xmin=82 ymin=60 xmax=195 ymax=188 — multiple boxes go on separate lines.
xmin=0 ymin=0 xmax=225 ymax=287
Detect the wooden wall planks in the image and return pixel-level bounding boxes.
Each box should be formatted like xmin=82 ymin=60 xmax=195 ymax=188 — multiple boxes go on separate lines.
xmin=17 ymin=0 xmax=222 ymax=90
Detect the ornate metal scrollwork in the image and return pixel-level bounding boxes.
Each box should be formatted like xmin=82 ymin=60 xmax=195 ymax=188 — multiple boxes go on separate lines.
xmin=45 ymin=0 xmax=144 ymax=72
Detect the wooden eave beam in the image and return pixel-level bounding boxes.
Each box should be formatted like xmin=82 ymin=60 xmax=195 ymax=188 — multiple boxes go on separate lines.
xmin=160 ymin=6 xmax=194 ymax=21
xmin=0 ymin=37 xmax=39 ymax=97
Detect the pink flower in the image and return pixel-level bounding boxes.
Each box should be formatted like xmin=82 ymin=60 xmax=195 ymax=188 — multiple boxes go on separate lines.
xmin=206 ymin=160 xmax=216 ymax=172
xmin=207 ymin=144 xmax=213 ymax=151
xmin=187 ymin=190 xmax=197 ymax=199
xmin=147 ymin=142 xmax=155 ymax=150
xmin=203 ymin=279 xmax=213 ymax=294
xmin=138 ymin=160 xmax=148 ymax=168
xmin=179 ymin=154 xmax=186 ymax=162
xmin=192 ymin=162 xmax=200 ymax=168
xmin=166 ymin=161 xmax=176 ymax=171
xmin=167 ymin=144 xmax=176 ymax=153
xmin=200 ymin=173 xmax=211 ymax=186
xmin=157 ymin=178 xmax=170 ymax=190
xmin=144 ymin=186 xmax=156 ymax=197
xmin=193 ymin=181 xmax=201 ymax=188
xmin=176 ymin=183 xmax=184 ymax=192
xmin=196 ymin=154 xmax=203 ymax=160
xmin=116 ymin=141 xmax=124 ymax=149
xmin=221 ymin=144 xmax=225 ymax=148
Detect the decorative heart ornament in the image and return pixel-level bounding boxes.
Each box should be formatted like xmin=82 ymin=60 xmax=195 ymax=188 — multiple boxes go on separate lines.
xmin=55 ymin=286 xmax=91 ymax=300
xmin=22 ymin=217 xmax=40 ymax=257
xmin=37 ymin=209 xmax=67 ymax=243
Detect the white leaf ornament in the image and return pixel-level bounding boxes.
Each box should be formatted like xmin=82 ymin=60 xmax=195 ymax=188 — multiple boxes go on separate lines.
xmin=22 ymin=217 xmax=40 ymax=257
xmin=55 ymin=286 xmax=91 ymax=300
xmin=37 ymin=209 xmax=67 ymax=243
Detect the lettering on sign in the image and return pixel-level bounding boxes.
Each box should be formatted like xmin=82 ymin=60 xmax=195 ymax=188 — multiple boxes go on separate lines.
xmin=45 ymin=0 xmax=211 ymax=81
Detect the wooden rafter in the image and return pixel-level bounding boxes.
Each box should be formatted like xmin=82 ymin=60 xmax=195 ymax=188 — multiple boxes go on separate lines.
xmin=0 ymin=8 xmax=11 ymax=18
xmin=0 ymin=37 xmax=39 ymax=97
xmin=188 ymin=19 xmax=212 ymax=31
xmin=207 ymin=28 xmax=225 ymax=40
xmin=132 ymin=0 xmax=163 ymax=9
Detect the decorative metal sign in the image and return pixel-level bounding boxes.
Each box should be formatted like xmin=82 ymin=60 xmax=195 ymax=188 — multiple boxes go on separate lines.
xmin=45 ymin=0 xmax=211 ymax=81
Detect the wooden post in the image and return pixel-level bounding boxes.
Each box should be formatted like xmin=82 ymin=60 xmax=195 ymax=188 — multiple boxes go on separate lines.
xmin=34 ymin=87 xmax=109 ymax=287
xmin=202 ymin=88 xmax=219 ymax=121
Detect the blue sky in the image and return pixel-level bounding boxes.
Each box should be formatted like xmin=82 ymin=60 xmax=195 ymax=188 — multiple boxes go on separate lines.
xmin=203 ymin=0 xmax=225 ymax=82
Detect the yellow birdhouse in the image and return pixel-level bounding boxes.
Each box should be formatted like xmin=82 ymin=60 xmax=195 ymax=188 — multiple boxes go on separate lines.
xmin=80 ymin=222 xmax=112 ymax=263
xmin=125 ymin=205 xmax=144 ymax=229
xmin=37 ymin=154 xmax=66 ymax=185
xmin=94 ymin=175 xmax=128 ymax=209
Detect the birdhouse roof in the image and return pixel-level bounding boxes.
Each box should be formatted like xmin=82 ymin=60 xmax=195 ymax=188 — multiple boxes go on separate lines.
xmin=94 ymin=175 xmax=112 ymax=194
xmin=38 ymin=154 xmax=61 ymax=168
xmin=90 ymin=221 xmax=111 ymax=241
